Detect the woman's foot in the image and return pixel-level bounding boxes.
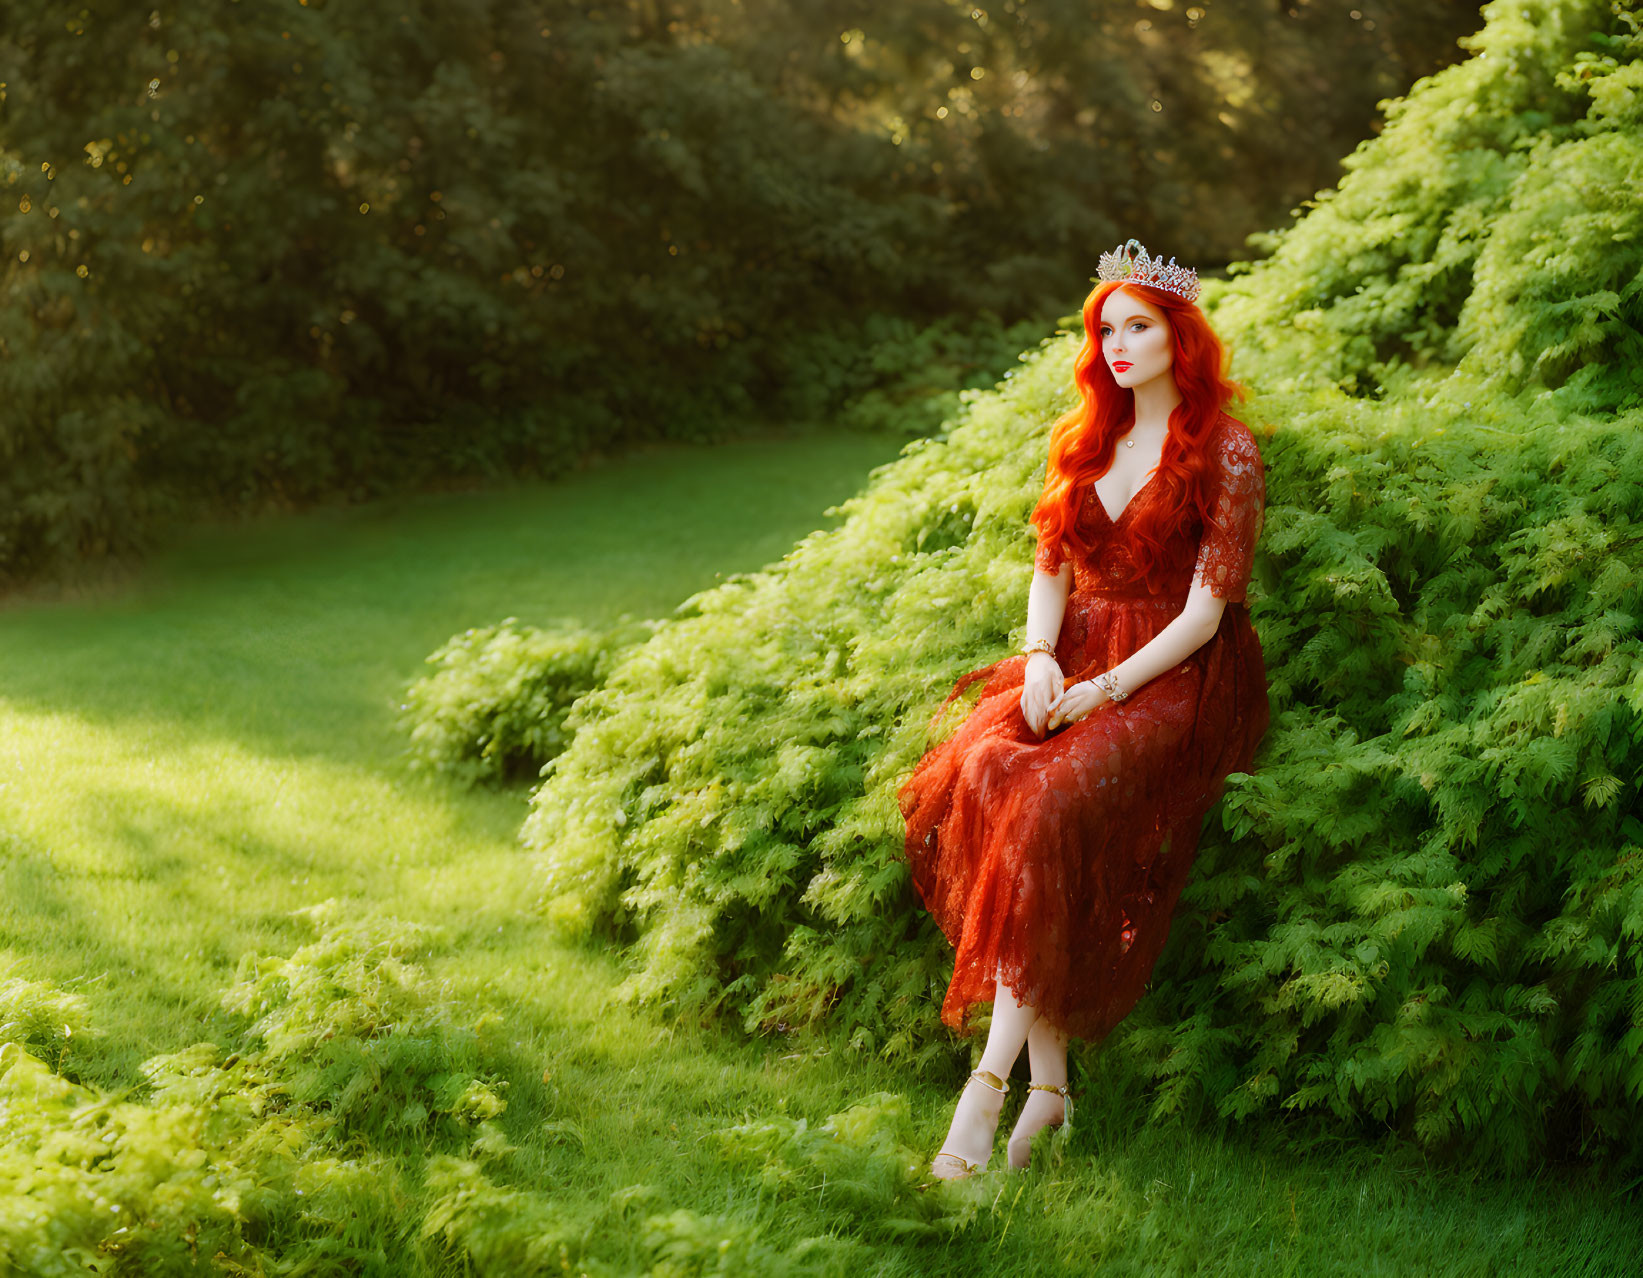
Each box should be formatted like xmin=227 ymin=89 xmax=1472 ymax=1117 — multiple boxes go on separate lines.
xmin=930 ymin=1069 xmax=1010 ymax=1179
xmin=1006 ymin=1083 xmax=1068 ymax=1170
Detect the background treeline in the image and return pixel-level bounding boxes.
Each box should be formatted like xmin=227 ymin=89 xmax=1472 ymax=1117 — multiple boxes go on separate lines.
xmin=0 ymin=0 xmax=1481 ymax=584
xmin=409 ymin=0 xmax=1643 ymax=1167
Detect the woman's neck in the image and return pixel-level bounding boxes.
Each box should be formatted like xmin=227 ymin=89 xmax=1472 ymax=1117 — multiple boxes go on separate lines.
xmin=1128 ymin=377 xmax=1182 ymax=435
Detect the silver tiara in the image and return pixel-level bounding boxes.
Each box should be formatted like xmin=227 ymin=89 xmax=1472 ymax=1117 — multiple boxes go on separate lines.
xmin=1096 ymin=238 xmax=1200 ymax=303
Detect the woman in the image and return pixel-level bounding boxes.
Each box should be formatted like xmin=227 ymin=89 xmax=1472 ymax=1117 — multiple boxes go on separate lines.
xmin=897 ymin=240 xmax=1271 ymax=1177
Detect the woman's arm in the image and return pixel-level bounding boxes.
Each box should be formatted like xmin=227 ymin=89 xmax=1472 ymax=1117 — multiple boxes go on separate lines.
xmin=1021 ymin=561 xmax=1073 ymax=738
xmin=1024 ymin=560 xmax=1073 ymax=652
xmin=1044 ymin=580 xmax=1226 ymax=731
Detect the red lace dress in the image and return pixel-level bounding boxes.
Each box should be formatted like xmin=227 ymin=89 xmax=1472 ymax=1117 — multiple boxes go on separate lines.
xmin=898 ymin=412 xmax=1271 ymax=1042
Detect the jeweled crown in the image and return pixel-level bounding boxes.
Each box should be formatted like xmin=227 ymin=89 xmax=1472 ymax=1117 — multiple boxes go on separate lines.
xmin=1096 ymin=238 xmax=1201 ymax=303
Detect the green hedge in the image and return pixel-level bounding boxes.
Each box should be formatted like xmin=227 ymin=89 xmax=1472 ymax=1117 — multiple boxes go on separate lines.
xmin=514 ymin=0 xmax=1643 ymax=1166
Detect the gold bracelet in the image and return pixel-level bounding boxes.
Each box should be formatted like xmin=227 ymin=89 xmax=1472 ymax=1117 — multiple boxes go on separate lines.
xmin=1093 ymin=670 xmax=1129 ymax=703
xmin=1021 ymin=637 xmax=1055 ymax=658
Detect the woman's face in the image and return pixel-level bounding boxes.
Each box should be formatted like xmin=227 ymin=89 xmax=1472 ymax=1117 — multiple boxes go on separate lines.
xmin=1099 ymin=288 xmax=1173 ymax=391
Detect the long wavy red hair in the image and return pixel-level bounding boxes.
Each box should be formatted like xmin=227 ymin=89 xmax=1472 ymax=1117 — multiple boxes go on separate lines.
xmin=1030 ymin=280 xmax=1246 ymax=585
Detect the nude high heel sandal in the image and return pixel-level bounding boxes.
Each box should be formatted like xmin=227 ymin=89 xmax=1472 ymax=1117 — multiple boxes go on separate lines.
xmin=930 ymin=1068 xmax=1010 ymax=1179
xmin=1006 ymin=1081 xmax=1072 ymax=1171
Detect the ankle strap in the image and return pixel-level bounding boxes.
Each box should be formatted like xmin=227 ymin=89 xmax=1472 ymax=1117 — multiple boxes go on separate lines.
xmin=1027 ymin=1081 xmax=1073 ymax=1131
xmin=969 ymin=1068 xmax=1009 ymax=1094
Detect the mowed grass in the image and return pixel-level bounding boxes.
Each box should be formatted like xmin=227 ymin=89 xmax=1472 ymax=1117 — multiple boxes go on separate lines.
xmin=1 ymin=428 xmax=1637 ymax=1276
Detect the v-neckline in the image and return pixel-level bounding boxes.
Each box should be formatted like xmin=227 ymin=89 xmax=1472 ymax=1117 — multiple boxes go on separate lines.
xmin=1092 ymin=464 xmax=1162 ymax=527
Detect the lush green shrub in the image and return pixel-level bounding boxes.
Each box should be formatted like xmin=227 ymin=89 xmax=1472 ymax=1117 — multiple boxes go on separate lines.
xmin=518 ymin=0 xmax=1643 ymax=1166
xmin=1209 ymin=0 xmax=1643 ymax=414
xmin=402 ymin=617 xmax=658 ymax=786
xmin=1132 ymin=387 xmax=1643 ymax=1167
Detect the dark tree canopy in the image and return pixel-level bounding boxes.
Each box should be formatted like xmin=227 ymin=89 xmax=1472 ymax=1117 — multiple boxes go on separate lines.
xmin=0 ymin=0 xmax=1477 ymax=582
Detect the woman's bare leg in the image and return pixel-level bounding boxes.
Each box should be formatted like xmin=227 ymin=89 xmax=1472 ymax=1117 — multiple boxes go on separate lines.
xmin=978 ymin=973 xmax=1041 ymax=1078
xmin=1024 ymin=1013 xmax=1069 ymax=1087
xmin=1007 ymin=1014 xmax=1069 ymax=1168
xmin=931 ymin=975 xmax=1041 ymax=1177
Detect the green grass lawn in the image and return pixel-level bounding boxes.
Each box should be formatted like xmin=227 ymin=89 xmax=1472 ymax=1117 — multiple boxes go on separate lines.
xmin=1 ymin=428 xmax=1637 ymax=1276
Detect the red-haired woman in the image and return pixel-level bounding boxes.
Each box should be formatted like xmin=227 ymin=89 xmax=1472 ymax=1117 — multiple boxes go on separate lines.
xmin=898 ymin=241 xmax=1271 ymax=1177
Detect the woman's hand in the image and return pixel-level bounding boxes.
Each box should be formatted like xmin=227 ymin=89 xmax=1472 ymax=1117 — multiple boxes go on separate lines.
xmin=1020 ymin=652 xmax=1064 ymax=738
xmin=1044 ymin=679 xmax=1110 ymax=732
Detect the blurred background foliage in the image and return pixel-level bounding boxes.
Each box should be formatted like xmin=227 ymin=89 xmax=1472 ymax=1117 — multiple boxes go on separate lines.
xmin=0 ymin=0 xmax=1482 ymax=584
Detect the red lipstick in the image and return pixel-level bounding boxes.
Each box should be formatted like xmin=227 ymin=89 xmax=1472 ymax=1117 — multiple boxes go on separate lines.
xmin=1113 ymin=361 xmax=1133 ymax=372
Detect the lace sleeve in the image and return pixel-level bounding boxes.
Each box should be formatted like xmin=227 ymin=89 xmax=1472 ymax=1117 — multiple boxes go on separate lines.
xmin=1034 ymin=520 xmax=1067 ymax=575
xmin=1193 ymin=419 xmax=1266 ymax=602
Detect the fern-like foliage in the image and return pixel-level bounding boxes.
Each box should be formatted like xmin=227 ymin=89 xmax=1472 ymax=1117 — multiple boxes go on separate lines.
xmin=0 ymin=905 xmax=515 ymax=1270
xmin=403 ymin=617 xmax=658 ymax=786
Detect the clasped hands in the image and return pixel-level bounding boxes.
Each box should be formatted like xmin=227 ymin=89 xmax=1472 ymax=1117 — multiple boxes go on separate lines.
xmin=1020 ymin=652 xmax=1110 ymax=739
